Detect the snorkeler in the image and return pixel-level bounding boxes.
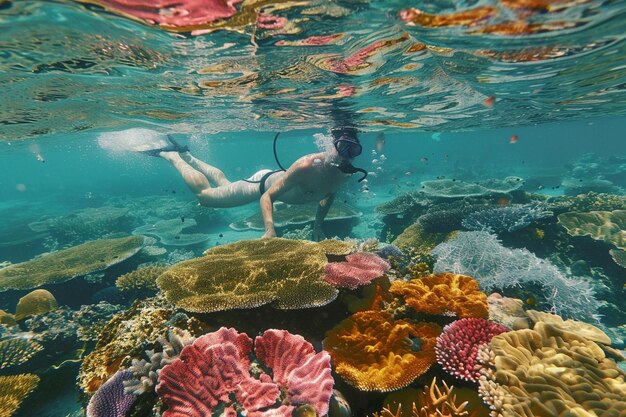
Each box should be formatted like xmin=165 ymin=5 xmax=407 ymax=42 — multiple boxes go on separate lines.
xmin=144 ymin=127 xmax=366 ymax=240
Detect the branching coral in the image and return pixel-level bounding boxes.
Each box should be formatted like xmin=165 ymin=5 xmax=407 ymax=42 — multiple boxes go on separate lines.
xmin=462 ymin=203 xmax=552 ymax=233
xmin=0 ymin=236 xmax=143 ymax=291
xmin=0 ymin=374 xmax=40 ymax=417
xmin=477 ymin=321 xmax=626 ymax=417
xmin=157 ymin=238 xmax=338 ymax=313
xmin=389 ymin=273 xmax=488 ymax=319
xmin=432 ymin=231 xmax=601 ymax=322
xmin=0 ymin=338 xmax=43 ymax=370
xmin=116 ymin=265 xmax=167 ymax=292
xmin=323 ymin=310 xmax=440 ymax=392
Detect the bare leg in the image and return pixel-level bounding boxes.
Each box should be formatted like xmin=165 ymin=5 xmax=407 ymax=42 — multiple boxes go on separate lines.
xmin=159 ymin=151 xmax=210 ymax=196
xmin=181 ymin=152 xmax=231 ymax=187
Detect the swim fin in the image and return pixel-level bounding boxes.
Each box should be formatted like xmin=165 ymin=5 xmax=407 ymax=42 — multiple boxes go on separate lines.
xmin=139 ymin=134 xmax=189 ymax=157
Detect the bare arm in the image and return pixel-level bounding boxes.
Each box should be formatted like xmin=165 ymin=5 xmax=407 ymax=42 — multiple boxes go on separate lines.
xmin=313 ymin=193 xmax=334 ymax=241
xmin=259 ymin=164 xmax=307 ymax=239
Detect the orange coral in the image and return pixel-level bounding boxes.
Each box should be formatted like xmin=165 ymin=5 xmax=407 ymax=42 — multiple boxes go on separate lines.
xmin=323 ymin=310 xmax=440 ymax=392
xmin=389 ymin=273 xmax=488 ymax=319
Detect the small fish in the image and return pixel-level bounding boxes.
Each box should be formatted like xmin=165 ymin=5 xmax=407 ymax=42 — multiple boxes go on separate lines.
xmin=404 ymin=171 xmax=412 ymax=176
xmin=172 ymin=190 xmax=176 ymax=194
xmin=219 ymin=233 xmax=224 ymax=238
xmin=376 ymin=133 xmax=385 ymax=152
xmin=391 ymin=176 xmax=398 ymax=181
xmin=420 ymin=157 xmax=428 ymax=162
xmin=181 ymin=217 xmax=185 ymax=223
xmin=483 ymin=96 xmax=495 ymax=107
xmin=498 ymin=198 xmax=510 ymax=206
xmin=510 ymin=134 xmax=519 ymax=144
xmin=436 ymin=175 xmax=445 ymax=179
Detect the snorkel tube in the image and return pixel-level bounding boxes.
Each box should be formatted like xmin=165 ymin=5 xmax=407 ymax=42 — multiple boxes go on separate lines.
xmin=331 ymin=126 xmax=368 ymax=182
xmin=336 ymin=160 xmax=368 ymax=182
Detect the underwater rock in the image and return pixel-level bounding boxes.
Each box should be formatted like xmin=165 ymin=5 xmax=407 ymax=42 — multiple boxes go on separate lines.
xmin=157 ymin=238 xmax=337 ymax=313
xmin=0 ymin=236 xmax=143 ymax=292
xmin=0 ymin=374 xmax=40 ymax=417
xmin=477 ymin=320 xmax=626 ymax=417
xmin=229 ymin=201 xmax=361 ymax=232
xmin=324 ymin=252 xmax=390 ymax=290
xmin=156 ymin=327 xmax=333 ymax=416
xmin=557 ymin=210 xmax=626 ymax=250
xmin=133 ymin=218 xmax=210 ymax=246
xmin=14 ymin=289 xmax=58 ymax=321
xmin=323 ymin=310 xmax=440 ymax=392
xmin=435 ymin=318 xmax=508 ymax=382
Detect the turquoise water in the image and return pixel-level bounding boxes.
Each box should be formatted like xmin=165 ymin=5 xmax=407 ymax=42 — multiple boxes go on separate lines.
xmin=1 ymin=1 xmax=626 ymax=417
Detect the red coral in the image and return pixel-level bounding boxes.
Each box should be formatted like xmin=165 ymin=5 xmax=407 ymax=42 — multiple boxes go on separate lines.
xmin=435 ymin=318 xmax=507 ymax=382
xmin=324 ymin=252 xmax=391 ymax=289
xmin=255 ymin=330 xmax=334 ymax=416
xmin=157 ymin=327 xmax=333 ymax=417
xmin=257 ymin=14 xmax=287 ymax=30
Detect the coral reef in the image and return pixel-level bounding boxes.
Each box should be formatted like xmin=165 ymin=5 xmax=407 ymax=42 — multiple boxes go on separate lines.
xmin=610 ymin=248 xmax=626 ymax=268
xmin=157 ymin=238 xmax=337 ymax=313
xmin=557 ymin=210 xmax=625 ymax=249
xmin=389 ymin=273 xmax=488 ymax=319
xmin=86 ymin=370 xmax=135 ymax=417
xmin=432 ymin=231 xmax=601 ymax=322
xmin=0 ymin=311 xmax=16 ymax=327
xmin=124 ymin=327 xmax=196 ymax=395
xmin=435 ymin=318 xmax=508 ymax=382
xmin=0 ymin=338 xmax=43 ymax=370
xmin=324 ymin=252 xmax=390 ymax=289
xmin=462 ymin=203 xmax=552 ymax=233
xmin=547 ymin=192 xmax=626 ymax=214
xmin=393 ymin=222 xmax=457 ymax=254
xmin=561 ymin=177 xmax=624 ymax=196
xmin=229 ymin=201 xmax=361 ymax=231
xmin=0 ymin=236 xmax=143 ymax=291
xmin=0 ymin=374 xmax=40 ymax=417
xmin=115 ymin=265 xmax=167 ymax=293
xmin=525 ymin=310 xmax=611 ymax=344
xmin=317 ymin=239 xmax=355 ymax=256
xmin=74 ymin=302 xmax=125 ymax=342
xmin=477 ymin=320 xmax=626 ymax=417
xmin=156 ymin=327 xmax=333 ymax=416
xmin=323 ymin=310 xmax=440 ymax=392
xmin=133 ymin=218 xmax=209 ymax=246
xmin=487 ymin=293 xmax=530 ymax=330
xmin=14 ymin=289 xmax=58 ymax=321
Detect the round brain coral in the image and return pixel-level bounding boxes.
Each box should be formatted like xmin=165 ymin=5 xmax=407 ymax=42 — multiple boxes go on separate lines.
xmin=390 ymin=273 xmax=488 ymax=318
xmin=435 ymin=318 xmax=507 ymax=382
xmin=14 ymin=289 xmax=58 ymax=321
xmin=323 ymin=310 xmax=441 ymax=392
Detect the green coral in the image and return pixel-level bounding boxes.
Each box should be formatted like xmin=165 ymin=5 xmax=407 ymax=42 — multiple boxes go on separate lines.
xmin=557 ymin=210 xmax=625 ymax=249
xmin=0 ymin=339 xmax=43 ymax=370
xmin=0 ymin=236 xmax=143 ymax=292
xmin=0 ymin=374 xmax=40 ymax=417
xmin=548 ymin=192 xmax=626 ymax=214
xmin=392 ymin=222 xmax=457 ymax=254
xmin=157 ymin=238 xmax=338 ymax=313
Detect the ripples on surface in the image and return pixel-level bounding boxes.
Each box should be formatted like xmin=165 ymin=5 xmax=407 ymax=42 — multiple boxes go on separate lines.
xmin=0 ymin=0 xmax=624 ymax=140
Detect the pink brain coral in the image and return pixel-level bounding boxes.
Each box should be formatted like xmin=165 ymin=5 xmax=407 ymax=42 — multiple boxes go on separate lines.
xmin=435 ymin=318 xmax=508 ymax=382
xmin=324 ymin=252 xmax=391 ymax=289
xmin=157 ymin=327 xmax=333 ymax=417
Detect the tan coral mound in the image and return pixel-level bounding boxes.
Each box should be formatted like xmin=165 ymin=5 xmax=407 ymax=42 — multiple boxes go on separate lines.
xmin=393 ymin=222 xmax=457 ymax=254
xmin=525 ymin=310 xmax=610 ymax=344
xmin=0 ymin=339 xmax=43 ymax=370
xmin=478 ymin=321 xmax=626 ymax=417
xmin=14 ymin=289 xmax=58 ymax=321
xmin=0 ymin=310 xmax=16 ymax=327
xmin=116 ymin=265 xmax=167 ymax=292
xmin=390 ymin=274 xmax=488 ymax=319
xmin=557 ymin=210 xmax=626 ymax=249
xmin=0 ymin=236 xmax=143 ymax=291
xmin=323 ymin=310 xmax=441 ymax=392
xmin=317 ymin=239 xmax=354 ymax=256
xmin=157 ymin=238 xmax=338 ymax=313
xmin=0 ymin=374 xmax=40 ymax=417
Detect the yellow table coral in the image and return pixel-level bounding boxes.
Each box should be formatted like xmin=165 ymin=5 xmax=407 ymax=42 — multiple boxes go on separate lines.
xmin=0 ymin=374 xmax=40 ymax=417
xmin=323 ymin=310 xmax=441 ymax=392
xmin=157 ymin=238 xmax=338 ymax=313
xmin=390 ymin=273 xmax=488 ymax=319
xmin=557 ymin=210 xmax=626 ymax=249
xmin=0 ymin=236 xmax=143 ymax=292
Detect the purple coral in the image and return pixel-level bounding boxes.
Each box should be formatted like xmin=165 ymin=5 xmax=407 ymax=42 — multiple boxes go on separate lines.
xmin=87 ymin=370 xmax=135 ymax=417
